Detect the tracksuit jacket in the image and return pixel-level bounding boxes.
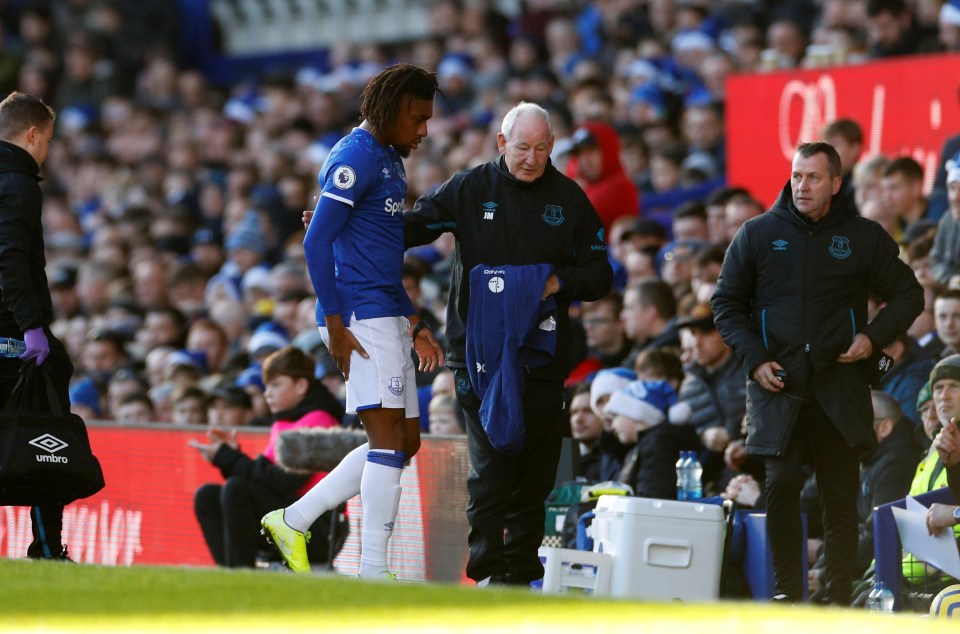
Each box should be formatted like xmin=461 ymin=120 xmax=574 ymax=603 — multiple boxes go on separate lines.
xmin=711 ymin=181 xmax=923 ymax=456
xmin=466 ymin=263 xmax=557 ymax=453
xmin=0 ymin=140 xmax=52 ymax=335
xmin=404 ymin=156 xmax=612 ymax=379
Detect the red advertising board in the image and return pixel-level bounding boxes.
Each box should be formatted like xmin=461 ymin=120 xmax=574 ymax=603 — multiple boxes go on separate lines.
xmin=727 ymin=53 xmax=960 ymax=207
xmin=0 ymin=425 xmax=470 ymax=581
xmin=0 ymin=426 xmax=267 ymax=566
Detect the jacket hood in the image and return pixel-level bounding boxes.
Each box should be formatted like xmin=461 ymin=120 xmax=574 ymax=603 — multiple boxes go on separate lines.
xmin=770 ymin=178 xmax=854 ymax=230
xmin=0 ymin=140 xmax=40 ymax=178
xmin=565 ymin=121 xmax=626 ymax=182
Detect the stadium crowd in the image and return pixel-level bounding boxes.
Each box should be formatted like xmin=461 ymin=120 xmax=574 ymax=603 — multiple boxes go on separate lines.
xmin=5 ymin=0 xmax=960 ymax=601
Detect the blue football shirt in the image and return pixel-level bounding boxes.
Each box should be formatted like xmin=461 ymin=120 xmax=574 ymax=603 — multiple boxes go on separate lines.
xmin=304 ymin=127 xmax=415 ymax=325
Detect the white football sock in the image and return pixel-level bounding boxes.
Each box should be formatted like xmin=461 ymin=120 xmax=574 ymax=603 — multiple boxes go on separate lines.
xmin=284 ymin=442 xmax=369 ymax=533
xmin=358 ymin=449 xmax=404 ymax=578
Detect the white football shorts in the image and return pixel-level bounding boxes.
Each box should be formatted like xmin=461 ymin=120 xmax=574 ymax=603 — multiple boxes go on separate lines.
xmin=319 ymin=315 xmax=418 ymax=416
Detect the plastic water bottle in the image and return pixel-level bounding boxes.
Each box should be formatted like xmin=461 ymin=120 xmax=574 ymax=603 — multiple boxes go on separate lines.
xmin=866 ymin=581 xmax=895 ymax=613
xmin=686 ymin=452 xmax=703 ymax=500
xmin=676 ymin=451 xmax=688 ymax=501
xmin=0 ymin=337 xmax=25 ymax=358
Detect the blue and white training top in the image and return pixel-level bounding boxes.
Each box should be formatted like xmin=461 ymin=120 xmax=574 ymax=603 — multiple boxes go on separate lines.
xmin=304 ymin=127 xmax=416 ymax=326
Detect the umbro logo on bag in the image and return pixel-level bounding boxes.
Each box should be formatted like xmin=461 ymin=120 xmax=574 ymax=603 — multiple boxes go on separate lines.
xmin=29 ymin=433 xmax=70 ymax=463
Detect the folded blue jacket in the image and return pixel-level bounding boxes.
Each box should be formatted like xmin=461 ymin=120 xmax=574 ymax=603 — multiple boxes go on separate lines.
xmin=466 ymin=263 xmax=558 ymax=454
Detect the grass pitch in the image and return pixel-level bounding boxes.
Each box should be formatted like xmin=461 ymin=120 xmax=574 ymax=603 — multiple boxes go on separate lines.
xmin=0 ymin=558 xmax=931 ymax=633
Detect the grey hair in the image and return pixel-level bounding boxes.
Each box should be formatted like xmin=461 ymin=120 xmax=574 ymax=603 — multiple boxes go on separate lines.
xmin=871 ymin=389 xmax=902 ymax=423
xmin=500 ymin=102 xmax=553 ymax=142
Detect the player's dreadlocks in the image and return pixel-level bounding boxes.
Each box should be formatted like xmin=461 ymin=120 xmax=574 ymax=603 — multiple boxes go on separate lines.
xmin=359 ymin=64 xmax=441 ymax=137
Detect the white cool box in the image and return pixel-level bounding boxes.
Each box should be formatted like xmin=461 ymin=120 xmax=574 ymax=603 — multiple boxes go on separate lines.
xmin=540 ymin=495 xmax=725 ymax=601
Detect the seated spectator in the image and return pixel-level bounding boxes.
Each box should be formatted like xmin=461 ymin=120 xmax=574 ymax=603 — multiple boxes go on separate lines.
xmin=859 ymin=197 xmax=899 ymax=240
xmin=427 ymin=392 xmax=466 ymax=436
xmin=852 ymin=154 xmax=889 ymax=211
xmin=902 ymin=356 xmax=960 ymax=587
xmin=589 ymin=367 xmax=638 ymax=481
xmin=681 ymin=102 xmax=725 ymax=177
xmin=136 ymin=306 xmax=188 ymax=356
xmin=866 ymin=0 xmax=941 ymax=59
xmin=69 ymin=375 xmax=103 ymax=421
xmin=621 ymin=278 xmax=680 ymax=369
xmin=567 ymin=382 xmax=605 ymax=482
xmin=704 ymin=186 xmax=750 ymax=247
xmin=80 ymin=328 xmax=130 ymax=386
xmin=114 ymin=392 xmax=156 ymax=424
xmin=676 ymin=303 xmax=747 ymax=490
xmin=929 ymin=151 xmax=960 ymax=288
xmin=579 ymin=292 xmax=631 ymax=370
xmin=691 ymin=244 xmax=725 ymax=305
xmin=723 ymin=193 xmax=764 ymax=243
xmin=766 ymin=18 xmax=808 ymax=67
xmin=604 ymin=379 xmax=697 ymax=499
xmin=207 ymin=384 xmax=254 ymax=428
xmin=911 ymin=280 xmax=945 ymax=357
xmin=905 ymin=234 xmax=935 ymax=286
xmin=589 ymin=367 xmax=636 ymax=420
xmin=247 ymin=327 xmax=290 ymax=367
xmin=934 ymin=289 xmax=960 ymax=359
xmin=657 ymin=239 xmax=706 ymax=304
xmin=191 ymin=345 xmax=344 ymax=568
xmin=881 ymin=156 xmax=935 ymax=235
xmin=671 ymin=201 xmax=710 ymax=243
xmin=164 ymin=350 xmax=205 ymax=391
xmin=149 ymin=382 xmax=175 ymax=424
xmin=880 ymin=333 xmax=936 ymax=427
xmin=858 ymin=393 xmax=923 ymax=571
xmin=633 ymin=347 xmax=685 ymax=390
xmin=172 ymin=385 xmax=209 ymax=425
xmin=105 ymin=367 xmax=149 ymax=420
xmin=563 ymin=122 xmax=640 ymax=234
xmin=819 ymin=118 xmax=864 ymax=211
xmin=167 ymin=261 xmax=209 ymax=320
xmin=186 ymin=318 xmax=230 ymax=376
xmin=237 ymin=364 xmax=271 ymax=425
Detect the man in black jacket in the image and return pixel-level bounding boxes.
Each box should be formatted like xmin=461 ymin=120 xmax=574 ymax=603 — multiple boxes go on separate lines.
xmin=854 ymin=391 xmax=921 ymax=571
xmin=0 ymin=92 xmax=75 ymax=560
xmin=712 ymin=142 xmax=923 ymax=603
xmin=404 ymin=102 xmax=612 ymax=587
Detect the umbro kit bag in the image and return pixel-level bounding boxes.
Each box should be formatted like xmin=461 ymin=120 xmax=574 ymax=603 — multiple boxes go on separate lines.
xmin=0 ymin=361 xmax=104 ymax=506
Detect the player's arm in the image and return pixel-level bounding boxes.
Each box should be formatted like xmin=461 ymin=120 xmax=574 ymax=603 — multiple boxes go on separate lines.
xmin=303 ymin=193 xmax=368 ymax=378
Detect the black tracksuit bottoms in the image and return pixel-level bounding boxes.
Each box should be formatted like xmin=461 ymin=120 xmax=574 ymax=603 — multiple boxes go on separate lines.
xmin=461 ymin=378 xmax=565 ymax=585
xmin=763 ymin=397 xmax=861 ymax=603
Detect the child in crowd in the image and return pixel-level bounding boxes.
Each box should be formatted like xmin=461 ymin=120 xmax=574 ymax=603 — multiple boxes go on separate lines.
xmin=428 ymin=392 xmax=466 ymax=435
xmin=605 ymin=379 xmax=696 ymax=499
xmin=190 ymin=345 xmax=346 ymax=568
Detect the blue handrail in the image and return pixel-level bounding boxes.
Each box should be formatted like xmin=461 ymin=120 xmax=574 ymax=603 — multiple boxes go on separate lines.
xmin=873 ymin=486 xmax=957 ymax=611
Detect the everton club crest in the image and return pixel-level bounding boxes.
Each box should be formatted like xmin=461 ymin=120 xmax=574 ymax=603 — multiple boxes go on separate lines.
xmin=828 ymin=235 xmax=851 ymax=260
xmin=542 ymin=205 xmax=564 ymax=226
xmin=387 ymin=376 xmax=404 ymax=396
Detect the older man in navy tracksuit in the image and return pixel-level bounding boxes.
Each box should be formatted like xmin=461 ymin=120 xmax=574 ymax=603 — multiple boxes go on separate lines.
xmin=405 ymin=102 xmax=611 ymax=586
